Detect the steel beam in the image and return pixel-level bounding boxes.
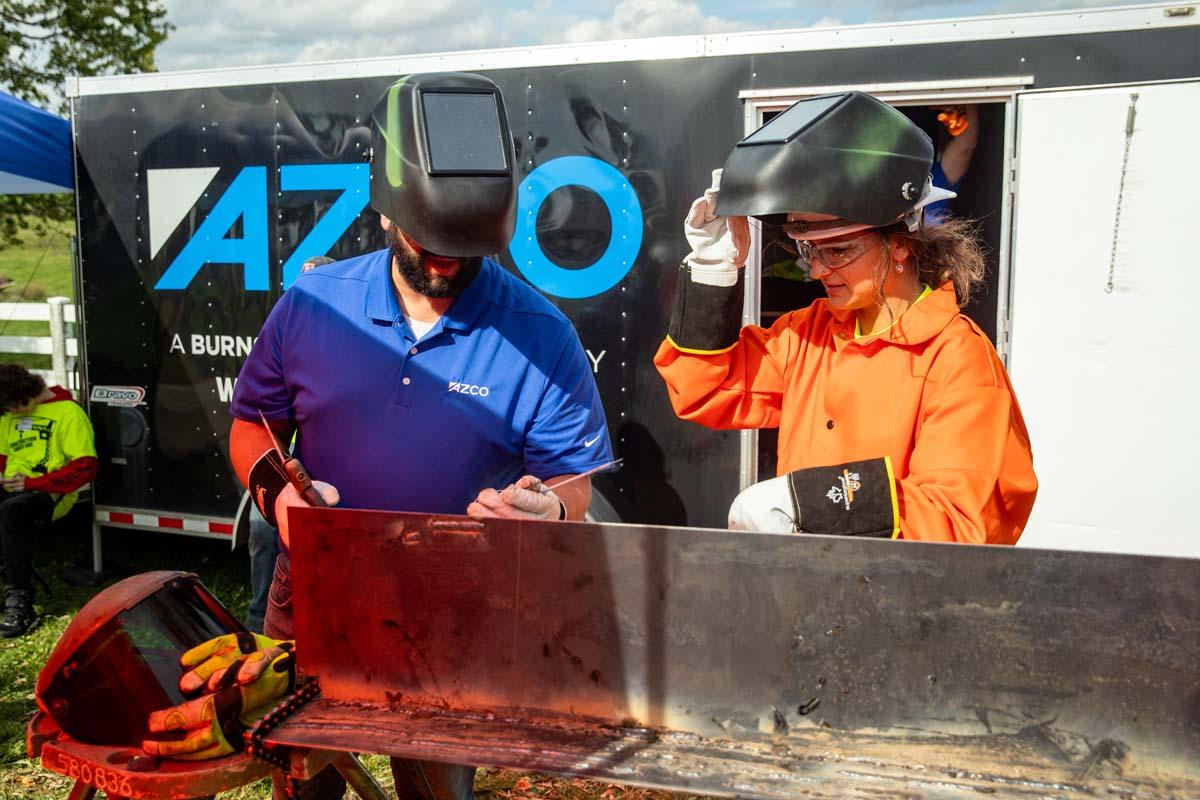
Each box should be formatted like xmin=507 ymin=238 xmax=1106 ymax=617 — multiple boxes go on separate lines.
xmin=268 ymin=509 xmax=1200 ymax=798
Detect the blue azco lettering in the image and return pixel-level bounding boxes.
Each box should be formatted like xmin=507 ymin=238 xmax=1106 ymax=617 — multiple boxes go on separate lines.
xmin=151 ymin=156 xmax=643 ymax=299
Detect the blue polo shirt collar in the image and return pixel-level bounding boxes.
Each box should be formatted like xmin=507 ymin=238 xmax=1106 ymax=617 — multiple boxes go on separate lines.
xmin=440 ymin=259 xmax=493 ymax=332
xmin=363 ymin=251 xmax=492 ymax=332
xmin=364 ymin=251 xmax=400 ymax=323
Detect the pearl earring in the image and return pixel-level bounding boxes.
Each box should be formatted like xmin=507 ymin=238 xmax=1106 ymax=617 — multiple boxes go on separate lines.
xmin=896 ymin=264 xmax=905 ymax=273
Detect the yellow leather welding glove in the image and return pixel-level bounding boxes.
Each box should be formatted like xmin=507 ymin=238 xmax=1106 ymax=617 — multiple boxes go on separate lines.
xmin=143 ymin=644 xmax=295 ymax=760
xmin=178 ymin=632 xmax=292 ymax=695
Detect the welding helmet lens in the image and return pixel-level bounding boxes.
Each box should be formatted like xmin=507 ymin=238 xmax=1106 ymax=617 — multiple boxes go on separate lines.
xmin=36 ymin=572 xmax=243 ymax=746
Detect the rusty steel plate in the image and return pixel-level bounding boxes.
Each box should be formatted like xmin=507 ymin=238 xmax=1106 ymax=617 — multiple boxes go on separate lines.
xmin=265 ymin=509 xmax=1200 ymax=798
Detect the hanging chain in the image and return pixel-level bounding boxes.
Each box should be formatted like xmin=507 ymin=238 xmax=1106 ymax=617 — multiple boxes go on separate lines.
xmin=1106 ymin=92 xmax=1139 ymax=294
xmin=245 ymin=678 xmax=322 ymax=799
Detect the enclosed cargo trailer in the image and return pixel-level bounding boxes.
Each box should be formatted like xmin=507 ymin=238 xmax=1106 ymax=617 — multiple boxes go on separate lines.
xmin=66 ymin=2 xmax=1200 ymax=560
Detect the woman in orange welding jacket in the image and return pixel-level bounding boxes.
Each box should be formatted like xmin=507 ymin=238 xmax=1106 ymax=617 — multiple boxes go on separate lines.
xmin=654 ymin=92 xmax=1036 ymax=544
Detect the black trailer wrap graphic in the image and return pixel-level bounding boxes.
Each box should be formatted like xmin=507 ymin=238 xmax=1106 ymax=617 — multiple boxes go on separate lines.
xmin=74 ymin=27 xmax=1200 ymax=527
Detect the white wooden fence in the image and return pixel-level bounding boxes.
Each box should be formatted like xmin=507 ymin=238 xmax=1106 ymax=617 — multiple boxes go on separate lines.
xmin=0 ymin=297 xmax=79 ymax=389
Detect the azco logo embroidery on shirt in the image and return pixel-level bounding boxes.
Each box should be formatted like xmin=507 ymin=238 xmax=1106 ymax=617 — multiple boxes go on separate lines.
xmin=447 ymin=382 xmax=490 ymax=397
xmin=826 ymin=469 xmax=862 ymax=511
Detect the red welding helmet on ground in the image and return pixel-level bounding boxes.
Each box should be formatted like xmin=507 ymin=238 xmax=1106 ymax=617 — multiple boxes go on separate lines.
xmin=36 ymin=571 xmax=244 ymax=746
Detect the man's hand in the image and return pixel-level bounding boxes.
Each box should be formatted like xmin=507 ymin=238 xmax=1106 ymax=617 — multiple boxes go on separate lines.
xmin=1 ymin=475 xmax=24 ymax=492
xmin=467 ymin=475 xmax=564 ymax=521
xmin=275 ymin=480 xmax=339 ymax=548
xmin=684 ymin=168 xmax=751 ymax=277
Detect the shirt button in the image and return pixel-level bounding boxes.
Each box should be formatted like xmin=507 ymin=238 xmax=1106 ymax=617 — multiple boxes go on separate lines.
xmin=409 ymin=347 xmax=418 ymax=355
xmin=402 ymin=377 xmax=411 ymax=385
xmin=826 ymin=419 xmax=835 ymax=430
xmin=837 ymin=331 xmax=848 ymax=340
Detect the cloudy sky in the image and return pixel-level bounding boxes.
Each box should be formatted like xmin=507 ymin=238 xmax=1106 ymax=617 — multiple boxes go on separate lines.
xmin=155 ymin=0 xmax=1128 ymax=72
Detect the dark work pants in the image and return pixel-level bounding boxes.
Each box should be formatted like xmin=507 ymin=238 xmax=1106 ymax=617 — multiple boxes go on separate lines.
xmin=265 ymin=551 xmax=477 ymax=800
xmin=0 ymin=490 xmax=55 ymax=592
xmin=245 ymin=503 xmax=279 ymax=633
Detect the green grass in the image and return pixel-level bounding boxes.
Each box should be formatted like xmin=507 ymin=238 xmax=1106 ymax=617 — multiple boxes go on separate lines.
xmin=0 ymin=523 xmax=709 ymax=800
xmin=0 ymin=218 xmax=74 ymax=302
xmin=0 ymin=219 xmax=76 ymax=373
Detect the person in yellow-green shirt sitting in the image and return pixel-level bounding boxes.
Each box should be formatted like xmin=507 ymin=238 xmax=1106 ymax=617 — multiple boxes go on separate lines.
xmin=0 ymin=364 xmax=97 ymax=638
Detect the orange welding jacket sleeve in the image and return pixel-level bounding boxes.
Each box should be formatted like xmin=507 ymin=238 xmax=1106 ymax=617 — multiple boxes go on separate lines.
xmin=892 ymin=330 xmax=1036 ymax=544
xmin=659 ymin=321 xmax=792 ymax=431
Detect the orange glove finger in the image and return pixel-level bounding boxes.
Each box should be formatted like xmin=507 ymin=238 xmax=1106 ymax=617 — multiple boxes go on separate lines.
xmin=147 ymin=696 xmax=212 ymax=734
xmin=141 ymin=726 xmax=220 ymax=759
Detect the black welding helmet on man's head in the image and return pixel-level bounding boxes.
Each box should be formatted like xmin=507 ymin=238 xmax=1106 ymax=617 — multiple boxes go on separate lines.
xmin=716 ymin=91 xmax=955 ymax=237
xmin=369 ymin=72 xmax=518 ymax=257
xmin=36 ymin=571 xmax=244 ymax=746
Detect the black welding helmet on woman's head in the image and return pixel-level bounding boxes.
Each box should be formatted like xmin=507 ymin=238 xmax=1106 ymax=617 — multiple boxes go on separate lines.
xmin=35 ymin=571 xmax=244 ymax=746
xmin=369 ymin=72 xmax=518 ymax=257
xmin=715 ymin=91 xmax=955 ymax=237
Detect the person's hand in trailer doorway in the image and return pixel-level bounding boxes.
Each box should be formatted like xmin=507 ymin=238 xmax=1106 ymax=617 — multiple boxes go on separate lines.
xmin=654 ymin=92 xmax=1036 ymax=544
xmin=926 ymin=103 xmax=980 ymax=223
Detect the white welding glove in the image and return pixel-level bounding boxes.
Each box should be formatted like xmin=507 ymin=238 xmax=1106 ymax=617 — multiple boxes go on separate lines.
xmin=468 ymin=475 xmax=566 ymax=521
xmin=683 ymin=169 xmax=750 ymax=285
xmin=502 ymin=475 xmax=565 ymax=520
xmin=728 ymin=475 xmax=799 ymax=533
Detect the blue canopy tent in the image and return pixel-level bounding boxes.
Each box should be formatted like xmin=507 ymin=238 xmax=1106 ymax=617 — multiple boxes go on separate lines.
xmin=0 ymin=91 xmax=73 ymax=194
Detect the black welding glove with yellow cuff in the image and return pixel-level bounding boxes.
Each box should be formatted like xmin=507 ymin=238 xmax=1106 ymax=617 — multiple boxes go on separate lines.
xmin=142 ymin=633 xmax=295 ymax=760
xmin=667 ymin=169 xmax=751 ymax=355
xmin=728 ymin=458 xmax=900 ymax=538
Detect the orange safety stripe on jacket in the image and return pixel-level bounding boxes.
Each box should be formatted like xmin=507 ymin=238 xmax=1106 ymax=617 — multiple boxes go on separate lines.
xmin=654 ymin=283 xmax=1037 ymax=544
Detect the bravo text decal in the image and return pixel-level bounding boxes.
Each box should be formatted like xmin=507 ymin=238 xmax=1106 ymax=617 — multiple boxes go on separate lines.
xmin=90 ymin=385 xmax=147 ymax=407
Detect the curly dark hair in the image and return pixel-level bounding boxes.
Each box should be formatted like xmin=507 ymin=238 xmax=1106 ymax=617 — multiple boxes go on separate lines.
xmin=884 ymin=216 xmax=987 ymax=308
xmin=0 ymin=364 xmax=46 ymax=412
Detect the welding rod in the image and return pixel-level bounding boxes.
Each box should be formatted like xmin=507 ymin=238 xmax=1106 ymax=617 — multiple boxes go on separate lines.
xmin=543 ymin=458 xmax=623 ymax=493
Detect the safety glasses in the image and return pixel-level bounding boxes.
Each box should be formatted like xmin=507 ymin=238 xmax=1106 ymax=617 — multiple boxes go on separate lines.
xmin=786 ymin=230 xmax=880 ymax=271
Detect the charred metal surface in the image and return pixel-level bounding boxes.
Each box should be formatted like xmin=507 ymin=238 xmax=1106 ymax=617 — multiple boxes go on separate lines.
xmin=275 ymin=509 xmax=1200 ymax=798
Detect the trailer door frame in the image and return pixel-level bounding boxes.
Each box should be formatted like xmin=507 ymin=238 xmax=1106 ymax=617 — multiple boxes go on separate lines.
xmin=737 ymin=76 xmax=1031 ymax=490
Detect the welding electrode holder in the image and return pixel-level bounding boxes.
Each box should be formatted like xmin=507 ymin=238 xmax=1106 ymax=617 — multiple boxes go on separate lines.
xmin=248 ymin=449 xmax=327 ymax=528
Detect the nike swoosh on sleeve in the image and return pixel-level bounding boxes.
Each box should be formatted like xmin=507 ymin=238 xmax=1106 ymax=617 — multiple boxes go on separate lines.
xmin=584 ymin=433 xmax=603 ymax=447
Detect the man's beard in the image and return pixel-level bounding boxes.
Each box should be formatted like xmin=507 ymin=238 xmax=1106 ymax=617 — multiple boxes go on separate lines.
xmin=389 ymin=228 xmax=483 ymax=299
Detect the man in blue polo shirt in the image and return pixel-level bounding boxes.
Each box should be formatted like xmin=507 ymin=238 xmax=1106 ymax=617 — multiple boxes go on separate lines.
xmin=223 ymin=74 xmax=612 ymax=800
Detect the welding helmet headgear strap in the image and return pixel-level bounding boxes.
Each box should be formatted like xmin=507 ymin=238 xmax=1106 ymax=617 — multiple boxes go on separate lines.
xmin=369 ymin=72 xmax=518 ymax=256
